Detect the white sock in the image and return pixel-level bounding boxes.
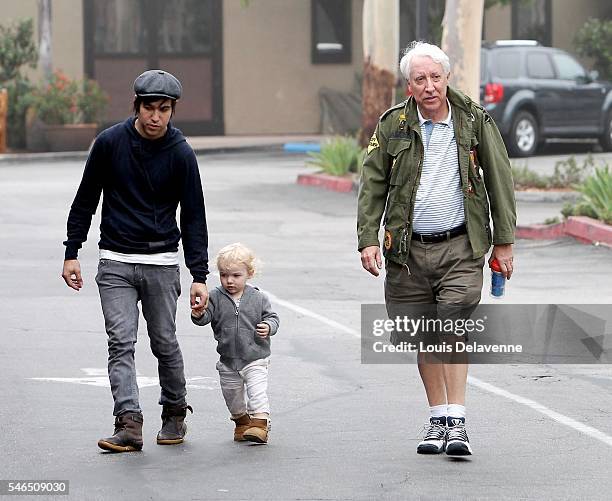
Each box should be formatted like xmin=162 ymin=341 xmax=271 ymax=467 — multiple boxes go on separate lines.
xmin=429 ymin=404 xmax=447 ymax=419
xmin=447 ymin=404 xmax=466 ymax=419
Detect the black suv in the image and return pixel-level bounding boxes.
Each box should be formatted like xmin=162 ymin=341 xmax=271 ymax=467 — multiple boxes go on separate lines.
xmin=480 ymin=40 xmax=612 ymax=157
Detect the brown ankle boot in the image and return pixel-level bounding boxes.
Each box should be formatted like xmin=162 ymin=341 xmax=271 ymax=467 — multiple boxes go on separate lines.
xmin=157 ymin=404 xmax=193 ymax=445
xmin=98 ymin=412 xmax=143 ymax=452
xmin=242 ymin=418 xmax=269 ymax=444
xmin=231 ymin=414 xmax=251 ymax=441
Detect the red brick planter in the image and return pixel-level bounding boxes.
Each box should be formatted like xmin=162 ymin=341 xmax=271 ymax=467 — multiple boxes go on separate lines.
xmin=516 ymin=216 xmax=612 ymax=247
xmin=515 ymin=222 xmax=566 ymax=240
xmin=297 ymin=172 xmax=355 ymax=193
xmin=44 ymin=123 xmax=97 ymax=152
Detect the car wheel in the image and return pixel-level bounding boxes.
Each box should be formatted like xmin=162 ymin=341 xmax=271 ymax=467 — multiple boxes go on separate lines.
xmin=599 ymin=109 xmax=612 ymax=152
xmin=507 ymin=111 xmax=539 ymax=157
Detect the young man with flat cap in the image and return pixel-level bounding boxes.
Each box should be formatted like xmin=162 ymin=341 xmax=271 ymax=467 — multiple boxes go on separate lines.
xmin=62 ymin=69 xmax=209 ymax=452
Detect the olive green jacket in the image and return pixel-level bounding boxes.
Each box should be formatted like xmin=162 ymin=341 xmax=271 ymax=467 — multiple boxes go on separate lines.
xmin=357 ymin=86 xmax=516 ymax=264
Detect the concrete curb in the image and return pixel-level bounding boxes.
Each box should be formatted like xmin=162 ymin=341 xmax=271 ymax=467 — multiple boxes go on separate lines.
xmin=296 ymin=172 xmax=355 ymax=193
xmin=0 ymin=143 xmax=286 ymax=166
xmin=514 ymin=190 xmax=580 ymax=202
xmin=0 ymin=151 xmax=89 ymax=165
xmin=517 ymin=216 xmax=612 ymax=247
xmin=297 ymin=172 xmax=580 ymax=203
xmin=192 ymin=144 xmax=284 ymax=156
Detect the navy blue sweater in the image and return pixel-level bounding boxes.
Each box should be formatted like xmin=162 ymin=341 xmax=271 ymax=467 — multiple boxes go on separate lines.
xmin=63 ymin=118 xmax=209 ymax=283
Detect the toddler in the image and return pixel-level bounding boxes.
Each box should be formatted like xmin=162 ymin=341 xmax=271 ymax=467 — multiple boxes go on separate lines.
xmin=191 ymin=243 xmax=279 ymax=443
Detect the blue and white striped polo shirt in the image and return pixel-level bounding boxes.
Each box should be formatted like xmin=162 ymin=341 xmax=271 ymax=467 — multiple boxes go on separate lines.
xmin=412 ymin=100 xmax=465 ymax=234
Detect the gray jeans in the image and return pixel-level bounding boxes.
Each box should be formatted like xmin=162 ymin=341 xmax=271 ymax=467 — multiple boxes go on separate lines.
xmin=95 ymin=259 xmax=186 ymax=416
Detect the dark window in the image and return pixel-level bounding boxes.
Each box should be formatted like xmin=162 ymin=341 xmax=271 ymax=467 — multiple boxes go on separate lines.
xmin=93 ymin=0 xmax=148 ymax=54
xmin=552 ymin=53 xmax=586 ymax=81
xmin=92 ymin=0 xmax=213 ymax=56
xmin=527 ymin=52 xmax=555 ymax=79
xmin=399 ymin=0 xmax=445 ymax=48
xmin=512 ymin=0 xmax=551 ymax=46
xmin=491 ymin=51 xmax=521 ymax=79
xmin=311 ymin=0 xmax=351 ymax=64
xmin=158 ymin=0 xmax=213 ymax=54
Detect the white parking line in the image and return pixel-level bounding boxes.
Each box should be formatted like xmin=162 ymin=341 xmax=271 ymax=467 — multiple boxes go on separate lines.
xmin=265 ymin=291 xmax=612 ymax=448
xmin=264 ymin=291 xmax=360 ymax=338
xmin=468 ymin=376 xmax=612 ymax=447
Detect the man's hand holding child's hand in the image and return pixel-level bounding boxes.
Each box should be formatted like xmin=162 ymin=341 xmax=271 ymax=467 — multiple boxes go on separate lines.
xmin=191 ymin=308 xmax=204 ymax=319
xmin=256 ymin=323 xmax=270 ymax=338
xmin=190 ymin=282 xmax=208 ymax=318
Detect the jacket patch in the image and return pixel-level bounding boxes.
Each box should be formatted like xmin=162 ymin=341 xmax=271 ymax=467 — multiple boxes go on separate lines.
xmin=469 ymin=148 xmax=480 ymax=167
xmin=367 ymin=133 xmax=380 ymax=154
xmin=384 ymin=230 xmax=392 ymax=250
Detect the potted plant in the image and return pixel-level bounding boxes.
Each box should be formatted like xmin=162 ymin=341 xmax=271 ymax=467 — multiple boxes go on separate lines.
xmin=26 ymin=70 xmax=108 ymax=151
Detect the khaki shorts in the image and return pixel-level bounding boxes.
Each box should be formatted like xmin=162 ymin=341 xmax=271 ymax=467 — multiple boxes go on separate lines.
xmin=384 ymin=234 xmax=484 ymax=348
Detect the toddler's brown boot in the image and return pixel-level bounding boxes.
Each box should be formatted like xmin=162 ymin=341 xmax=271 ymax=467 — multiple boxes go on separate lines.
xmin=242 ymin=418 xmax=269 ymax=444
xmin=231 ymin=414 xmax=251 ymax=441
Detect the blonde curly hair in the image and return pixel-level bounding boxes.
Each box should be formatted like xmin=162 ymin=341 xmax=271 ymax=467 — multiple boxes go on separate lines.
xmin=216 ymin=242 xmax=259 ymax=277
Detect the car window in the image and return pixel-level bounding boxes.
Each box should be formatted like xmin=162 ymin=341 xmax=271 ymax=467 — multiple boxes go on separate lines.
xmin=491 ymin=51 xmax=521 ymax=79
xmin=552 ymin=53 xmax=586 ymax=80
xmin=527 ymin=52 xmax=555 ymax=79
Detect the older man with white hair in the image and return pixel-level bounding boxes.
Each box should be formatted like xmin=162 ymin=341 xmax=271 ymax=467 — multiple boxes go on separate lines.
xmin=357 ymin=42 xmax=516 ymax=456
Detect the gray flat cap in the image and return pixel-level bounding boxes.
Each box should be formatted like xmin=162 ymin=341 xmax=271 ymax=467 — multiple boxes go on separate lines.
xmin=133 ymin=69 xmax=182 ymax=100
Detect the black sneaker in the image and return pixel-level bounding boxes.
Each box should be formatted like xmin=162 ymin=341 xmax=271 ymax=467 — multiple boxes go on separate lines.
xmin=445 ymin=416 xmax=472 ymax=456
xmin=416 ymin=416 xmax=447 ymax=454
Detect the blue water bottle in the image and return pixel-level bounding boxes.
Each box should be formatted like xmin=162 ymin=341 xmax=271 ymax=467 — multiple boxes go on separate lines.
xmin=490 ymin=258 xmax=506 ymax=299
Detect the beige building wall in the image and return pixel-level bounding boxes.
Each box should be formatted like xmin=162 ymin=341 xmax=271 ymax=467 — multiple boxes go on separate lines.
xmin=552 ymin=0 xmax=610 ymax=57
xmin=0 ymin=0 xmax=84 ymax=82
xmin=223 ymin=0 xmax=364 ymax=135
xmin=483 ymin=3 xmax=511 ymax=42
xmin=51 ymin=0 xmax=85 ymax=80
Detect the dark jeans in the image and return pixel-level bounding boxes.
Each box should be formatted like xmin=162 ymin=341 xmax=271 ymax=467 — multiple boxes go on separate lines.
xmin=95 ymin=259 xmax=186 ymax=416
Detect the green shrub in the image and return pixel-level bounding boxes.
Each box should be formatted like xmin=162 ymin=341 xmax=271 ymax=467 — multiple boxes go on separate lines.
xmin=513 ymin=155 xmax=593 ymax=190
xmin=307 ymin=136 xmax=365 ymax=176
xmin=0 ymin=18 xmax=37 ymax=82
xmin=562 ymin=166 xmax=612 ymax=224
xmin=574 ymin=18 xmax=612 ymax=81
xmin=26 ymin=70 xmax=108 ymax=125
xmin=78 ymin=77 xmax=108 ymax=123
xmin=575 ymin=167 xmax=612 ymax=224
xmin=549 ymin=155 xmax=593 ymax=188
xmin=562 ymin=200 xmax=599 ymax=220
xmin=512 ymin=163 xmax=548 ymax=190
xmin=5 ymin=76 xmax=33 ymax=149
xmin=0 ymin=18 xmax=37 ymax=149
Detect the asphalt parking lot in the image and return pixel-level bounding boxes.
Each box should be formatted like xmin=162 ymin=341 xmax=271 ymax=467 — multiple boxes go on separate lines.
xmin=1 ymin=151 xmax=611 ymax=500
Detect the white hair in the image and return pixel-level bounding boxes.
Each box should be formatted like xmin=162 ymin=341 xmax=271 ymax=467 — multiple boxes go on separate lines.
xmin=399 ymin=41 xmax=451 ymax=80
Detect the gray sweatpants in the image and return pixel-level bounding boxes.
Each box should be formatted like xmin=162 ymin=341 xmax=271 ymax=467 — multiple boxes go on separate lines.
xmin=216 ymin=358 xmax=270 ymax=417
xmin=95 ymin=259 xmax=186 ymax=416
